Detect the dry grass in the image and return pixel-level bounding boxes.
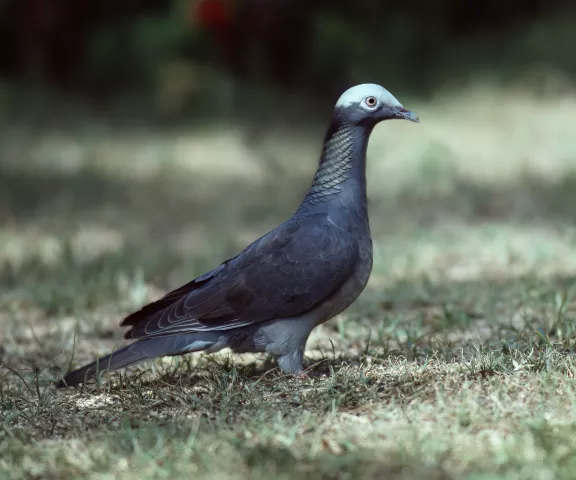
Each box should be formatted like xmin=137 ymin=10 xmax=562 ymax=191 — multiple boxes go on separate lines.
xmin=2 ymin=82 xmax=576 ymax=479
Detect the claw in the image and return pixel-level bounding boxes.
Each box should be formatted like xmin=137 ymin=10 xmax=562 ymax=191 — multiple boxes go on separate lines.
xmin=294 ymin=370 xmax=326 ymax=379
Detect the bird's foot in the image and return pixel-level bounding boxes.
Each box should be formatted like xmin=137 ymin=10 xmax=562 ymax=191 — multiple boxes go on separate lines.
xmin=294 ymin=370 xmax=327 ymax=380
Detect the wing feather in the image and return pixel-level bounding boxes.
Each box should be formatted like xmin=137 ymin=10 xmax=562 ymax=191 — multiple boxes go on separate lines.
xmin=122 ymin=214 xmax=358 ymax=339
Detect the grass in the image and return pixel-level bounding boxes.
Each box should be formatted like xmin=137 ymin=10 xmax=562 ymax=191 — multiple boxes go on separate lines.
xmin=2 ymin=81 xmax=576 ymax=479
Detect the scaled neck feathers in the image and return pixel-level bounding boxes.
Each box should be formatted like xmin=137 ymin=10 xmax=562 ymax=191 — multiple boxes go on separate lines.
xmin=299 ymin=115 xmax=373 ymax=210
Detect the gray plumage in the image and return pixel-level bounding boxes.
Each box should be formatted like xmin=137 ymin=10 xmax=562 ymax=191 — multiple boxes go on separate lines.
xmin=57 ymin=83 xmax=419 ymax=387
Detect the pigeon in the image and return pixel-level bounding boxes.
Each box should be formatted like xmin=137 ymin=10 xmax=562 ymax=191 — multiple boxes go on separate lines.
xmin=57 ymin=83 xmax=419 ymax=387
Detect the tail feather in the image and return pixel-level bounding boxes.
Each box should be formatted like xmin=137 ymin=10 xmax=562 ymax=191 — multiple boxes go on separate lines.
xmin=57 ymin=334 xmax=218 ymax=388
xmin=56 ymin=342 xmax=151 ymax=387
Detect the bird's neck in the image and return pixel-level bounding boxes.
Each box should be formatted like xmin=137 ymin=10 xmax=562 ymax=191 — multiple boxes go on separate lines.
xmin=299 ymin=118 xmax=372 ymax=213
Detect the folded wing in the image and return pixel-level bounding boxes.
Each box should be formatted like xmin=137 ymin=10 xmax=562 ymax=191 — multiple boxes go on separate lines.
xmin=121 ymin=214 xmax=359 ymax=339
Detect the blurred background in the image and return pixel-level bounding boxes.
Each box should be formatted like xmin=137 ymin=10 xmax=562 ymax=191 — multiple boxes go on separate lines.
xmin=1 ymin=0 xmax=576 ymax=116
xmin=1 ymin=0 xmax=576 ymax=362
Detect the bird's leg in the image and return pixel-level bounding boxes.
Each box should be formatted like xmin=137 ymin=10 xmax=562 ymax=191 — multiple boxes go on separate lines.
xmin=276 ymin=345 xmax=326 ymax=379
xmin=276 ymin=348 xmax=305 ymax=376
xmin=264 ymin=320 xmax=317 ymax=377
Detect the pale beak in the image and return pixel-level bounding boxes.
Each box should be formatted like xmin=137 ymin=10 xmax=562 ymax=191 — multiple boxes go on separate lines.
xmin=395 ymin=107 xmax=419 ymax=123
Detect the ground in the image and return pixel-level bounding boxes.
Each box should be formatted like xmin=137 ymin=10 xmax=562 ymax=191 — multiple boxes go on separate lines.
xmin=2 ymin=82 xmax=576 ymax=479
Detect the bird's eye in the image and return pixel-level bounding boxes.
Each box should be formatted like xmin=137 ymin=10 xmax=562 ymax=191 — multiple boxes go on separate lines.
xmin=363 ymin=96 xmax=379 ymax=109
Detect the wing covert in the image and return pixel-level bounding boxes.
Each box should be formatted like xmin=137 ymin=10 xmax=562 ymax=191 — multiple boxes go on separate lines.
xmin=122 ymin=214 xmax=358 ymax=339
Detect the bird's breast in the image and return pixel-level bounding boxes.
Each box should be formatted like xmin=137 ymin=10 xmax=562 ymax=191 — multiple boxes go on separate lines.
xmin=312 ymin=215 xmax=373 ymax=326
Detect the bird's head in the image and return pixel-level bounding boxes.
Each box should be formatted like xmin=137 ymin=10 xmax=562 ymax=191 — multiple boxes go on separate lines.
xmin=335 ymin=83 xmax=419 ymax=126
